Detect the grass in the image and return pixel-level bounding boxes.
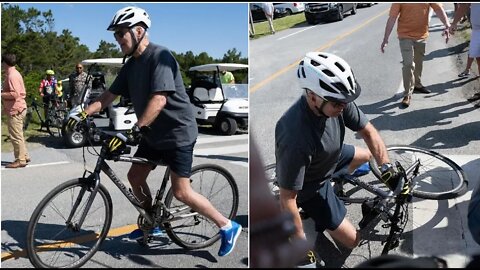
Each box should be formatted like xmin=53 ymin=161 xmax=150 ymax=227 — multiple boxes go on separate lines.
xmin=250 ymin=13 xmax=306 ymax=39
xmin=1 ymin=113 xmax=52 ymax=153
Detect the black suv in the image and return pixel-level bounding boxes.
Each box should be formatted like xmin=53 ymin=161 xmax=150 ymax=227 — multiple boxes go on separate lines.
xmin=304 ymin=3 xmax=357 ymax=24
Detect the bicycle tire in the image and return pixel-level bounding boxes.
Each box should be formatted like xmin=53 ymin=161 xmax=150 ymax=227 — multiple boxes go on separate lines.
xmin=26 ymin=178 xmax=113 ymax=268
xmin=45 ymin=109 xmax=67 ymax=137
xmin=163 ymin=164 xmax=239 ymax=249
xmin=369 ymin=145 xmax=468 ymax=200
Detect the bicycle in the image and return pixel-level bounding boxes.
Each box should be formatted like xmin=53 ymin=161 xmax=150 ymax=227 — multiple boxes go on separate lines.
xmin=264 ymin=145 xmax=468 ymax=256
xmin=25 ymin=120 xmax=240 ymax=268
xmin=24 ymin=96 xmax=68 ymax=137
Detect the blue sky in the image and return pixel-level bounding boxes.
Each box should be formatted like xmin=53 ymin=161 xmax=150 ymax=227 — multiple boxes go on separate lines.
xmin=14 ymin=3 xmax=249 ymax=59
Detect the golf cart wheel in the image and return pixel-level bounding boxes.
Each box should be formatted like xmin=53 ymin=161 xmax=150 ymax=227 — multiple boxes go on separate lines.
xmin=62 ymin=124 xmax=87 ymax=148
xmin=218 ymin=117 xmax=237 ymax=136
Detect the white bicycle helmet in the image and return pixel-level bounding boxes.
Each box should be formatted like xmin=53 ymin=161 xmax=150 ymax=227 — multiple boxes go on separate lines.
xmin=107 ymin=6 xmax=151 ymax=31
xmin=297 ymin=52 xmax=361 ymax=103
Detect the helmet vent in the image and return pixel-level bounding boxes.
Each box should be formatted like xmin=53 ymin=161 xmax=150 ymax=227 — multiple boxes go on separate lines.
xmin=319 ymin=79 xmax=337 ymax=94
xmin=318 ymin=54 xmax=328 ymax=59
xmin=332 ymin=82 xmax=348 ymax=94
xmin=347 ymin=76 xmax=354 ymax=89
xmin=310 ymin=60 xmax=320 ymax=67
xmin=334 ymin=62 xmax=345 ymax=72
xmin=301 ymin=67 xmax=306 ymax=78
xmin=322 ymin=69 xmax=335 ymax=77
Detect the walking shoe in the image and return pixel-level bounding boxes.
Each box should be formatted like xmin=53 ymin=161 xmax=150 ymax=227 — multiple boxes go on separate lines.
xmin=218 ymin=221 xmax=242 ymax=257
xmin=458 ymin=70 xmax=471 ymax=78
xmin=413 ymin=86 xmax=431 ymax=94
xmin=128 ymin=227 xmax=164 ymax=241
xmin=5 ymin=160 xmax=27 ymax=169
xmin=26 ymin=157 xmax=31 ymax=163
xmin=401 ymin=95 xmax=411 ymax=108
xmin=351 ymin=162 xmax=370 ymax=177
xmin=467 ymin=92 xmax=480 ymax=102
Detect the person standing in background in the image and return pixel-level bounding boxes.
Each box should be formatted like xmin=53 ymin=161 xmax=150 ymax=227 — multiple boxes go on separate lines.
xmin=68 ymin=63 xmax=91 ymax=108
xmin=450 ymin=3 xmax=480 ymax=104
xmin=220 ymin=70 xmax=235 ymax=84
xmin=262 ymin=2 xmax=275 ymax=35
xmin=380 ymin=3 xmax=451 ymax=108
xmin=1 ymin=53 xmax=30 ymax=168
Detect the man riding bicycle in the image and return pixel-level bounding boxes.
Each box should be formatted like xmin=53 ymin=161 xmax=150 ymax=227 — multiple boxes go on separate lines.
xmin=275 ymin=52 xmax=404 ymax=266
xmin=66 ymin=6 xmax=241 ymax=257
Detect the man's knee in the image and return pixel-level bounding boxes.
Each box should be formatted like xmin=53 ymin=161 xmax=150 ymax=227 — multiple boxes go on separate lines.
xmin=355 ymin=147 xmax=372 ymax=163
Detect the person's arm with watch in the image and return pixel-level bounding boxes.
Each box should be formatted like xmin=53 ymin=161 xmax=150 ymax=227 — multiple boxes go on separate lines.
xmin=357 ymin=122 xmax=401 ymax=191
xmin=125 ymin=92 xmax=168 ymax=144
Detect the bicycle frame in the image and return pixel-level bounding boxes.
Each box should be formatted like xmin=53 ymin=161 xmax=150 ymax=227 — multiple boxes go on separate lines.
xmin=69 ymin=142 xmax=197 ymax=234
xmin=334 ymin=159 xmax=420 ymax=203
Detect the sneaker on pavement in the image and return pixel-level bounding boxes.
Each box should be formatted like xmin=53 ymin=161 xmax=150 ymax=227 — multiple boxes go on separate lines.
xmin=218 ymin=221 xmax=242 ymax=257
xmin=129 ymin=227 xmax=164 ymax=241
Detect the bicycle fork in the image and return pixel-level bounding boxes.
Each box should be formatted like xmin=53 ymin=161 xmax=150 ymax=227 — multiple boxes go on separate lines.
xmin=66 ymin=174 xmax=101 ymax=231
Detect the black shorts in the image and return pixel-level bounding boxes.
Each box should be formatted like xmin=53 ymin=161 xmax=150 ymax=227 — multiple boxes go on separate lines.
xmin=298 ymin=144 xmax=355 ymax=232
xmin=134 ymin=140 xmax=195 ymax=178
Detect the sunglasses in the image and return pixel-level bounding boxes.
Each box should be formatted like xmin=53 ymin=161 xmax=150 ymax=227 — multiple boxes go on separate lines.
xmin=113 ymin=29 xmax=129 ymax=39
xmin=318 ymin=95 xmax=347 ymax=109
xmin=76 ymin=67 xmax=83 ymax=70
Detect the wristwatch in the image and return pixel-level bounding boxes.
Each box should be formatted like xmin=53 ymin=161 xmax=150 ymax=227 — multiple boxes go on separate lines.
xmin=380 ymin=162 xmax=393 ymax=173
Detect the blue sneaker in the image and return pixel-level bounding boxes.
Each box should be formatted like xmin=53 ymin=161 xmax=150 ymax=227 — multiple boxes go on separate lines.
xmin=218 ymin=221 xmax=242 ymax=257
xmin=129 ymin=227 xmax=164 ymax=241
xmin=351 ymin=162 xmax=370 ymax=177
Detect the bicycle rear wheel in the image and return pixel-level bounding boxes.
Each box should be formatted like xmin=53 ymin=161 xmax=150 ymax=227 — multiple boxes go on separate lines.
xmin=164 ymin=164 xmax=239 ymax=249
xmin=46 ymin=109 xmax=67 ymax=137
xmin=26 ymin=178 xmax=113 ymax=268
xmin=370 ymin=145 xmax=468 ymax=200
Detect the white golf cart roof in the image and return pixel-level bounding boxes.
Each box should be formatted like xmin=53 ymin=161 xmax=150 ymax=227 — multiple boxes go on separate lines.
xmin=81 ymin=58 xmax=126 ymax=67
xmin=189 ymin=63 xmax=248 ymax=72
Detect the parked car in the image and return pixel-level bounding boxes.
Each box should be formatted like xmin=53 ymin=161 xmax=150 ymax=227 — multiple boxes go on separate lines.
xmin=250 ymin=3 xmax=288 ymax=22
xmin=273 ymin=2 xmax=305 ymax=15
xmin=357 ymin=3 xmax=376 ymax=8
xmin=304 ymin=3 xmax=357 ymax=24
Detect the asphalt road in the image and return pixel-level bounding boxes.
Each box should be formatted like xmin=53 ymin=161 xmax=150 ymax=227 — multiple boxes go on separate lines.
xmin=250 ymin=2 xmax=480 ymax=268
xmin=1 ymin=129 xmax=248 ymax=268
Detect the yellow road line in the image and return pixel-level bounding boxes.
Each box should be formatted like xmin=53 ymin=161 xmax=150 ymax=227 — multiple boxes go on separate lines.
xmin=249 ymin=8 xmax=389 ymax=94
xmin=1 ymin=224 xmax=138 ymax=262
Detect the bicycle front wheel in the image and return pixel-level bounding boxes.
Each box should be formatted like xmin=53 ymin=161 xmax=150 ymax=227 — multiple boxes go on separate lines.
xmin=26 ymin=179 xmax=113 ymax=268
xmin=370 ymin=145 xmax=468 ymax=200
xmin=164 ymin=164 xmax=239 ymax=249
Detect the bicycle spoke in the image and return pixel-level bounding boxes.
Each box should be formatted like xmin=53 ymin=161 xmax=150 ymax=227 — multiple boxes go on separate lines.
xmin=27 ymin=180 xmax=112 ymax=268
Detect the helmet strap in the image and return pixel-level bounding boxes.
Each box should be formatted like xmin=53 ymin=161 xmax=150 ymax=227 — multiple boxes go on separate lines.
xmin=314 ymin=101 xmax=329 ymax=118
xmin=123 ymin=27 xmax=147 ymax=63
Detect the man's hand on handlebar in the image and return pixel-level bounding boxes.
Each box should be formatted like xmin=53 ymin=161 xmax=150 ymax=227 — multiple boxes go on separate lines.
xmin=107 ymin=124 xmax=145 ymax=153
xmin=66 ymin=111 xmax=88 ymax=131
xmin=380 ymin=163 xmax=402 ymax=192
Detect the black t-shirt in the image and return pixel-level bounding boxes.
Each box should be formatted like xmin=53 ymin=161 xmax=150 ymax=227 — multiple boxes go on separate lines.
xmin=275 ymin=95 xmax=369 ymax=203
xmin=109 ymin=42 xmax=198 ymax=149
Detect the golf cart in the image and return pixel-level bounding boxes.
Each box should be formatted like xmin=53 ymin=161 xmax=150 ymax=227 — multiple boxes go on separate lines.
xmin=61 ymin=58 xmax=137 ymax=148
xmin=188 ymin=63 xmax=248 ymax=135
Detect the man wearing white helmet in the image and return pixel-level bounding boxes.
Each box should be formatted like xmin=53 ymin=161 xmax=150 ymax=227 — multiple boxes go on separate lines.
xmin=275 ymin=52 xmax=402 ymax=266
xmin=66 ymin=6 xmax=241 ymax=257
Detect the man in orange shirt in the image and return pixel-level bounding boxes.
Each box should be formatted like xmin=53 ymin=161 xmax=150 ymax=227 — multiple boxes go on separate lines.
xmin=1 ymin=53 xmax=30 ymax=168
xmin=381 ymin=3 xmax=451 ymax=107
